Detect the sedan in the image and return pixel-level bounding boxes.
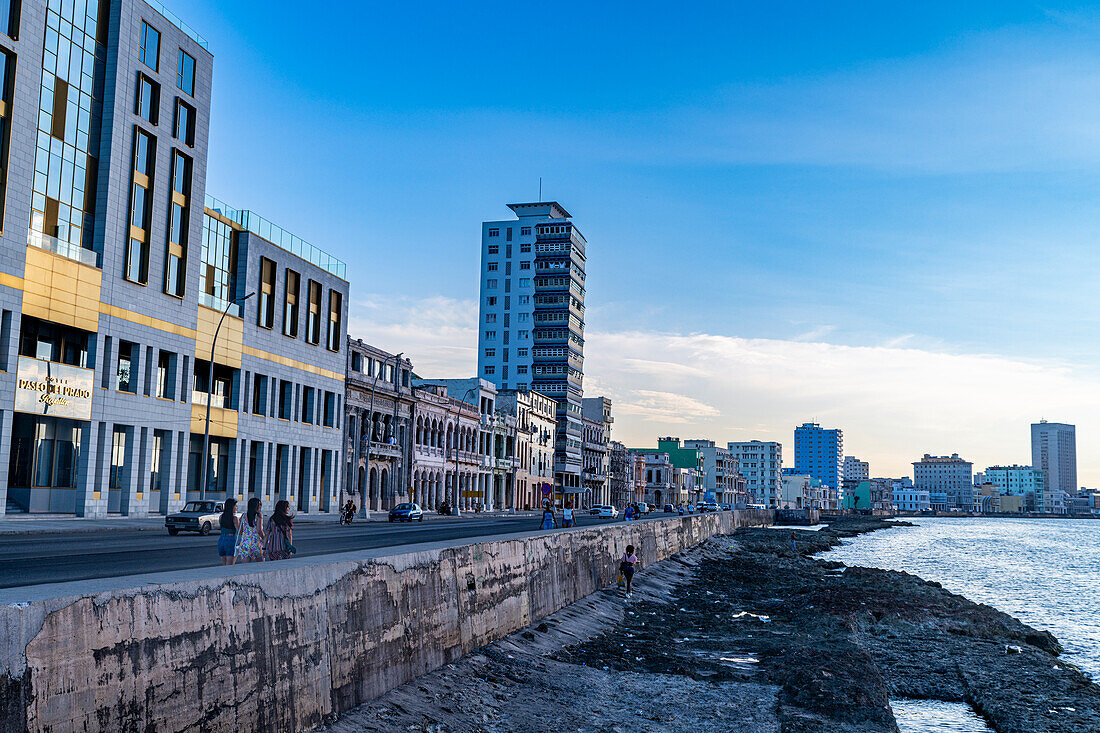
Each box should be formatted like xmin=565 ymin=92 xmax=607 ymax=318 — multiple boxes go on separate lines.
xmin=389 ymin=503 xmax=424 ymax=522
xmin=697 ymin=502 xmax=720 ymax=513
xmin=166 ymin=501 xmax=237 ymax=536
xmin=590 ymin=504 xmax=618 ymax=518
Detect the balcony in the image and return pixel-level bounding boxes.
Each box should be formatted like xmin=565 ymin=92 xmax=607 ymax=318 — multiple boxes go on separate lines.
xmin=28 ymin=230 xmax=98 ymax=268
xmin=363 ymin=439 xmax=402 ymax=459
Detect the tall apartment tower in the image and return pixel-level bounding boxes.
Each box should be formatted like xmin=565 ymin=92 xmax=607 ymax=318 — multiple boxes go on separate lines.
xmin=794 ymin=422 xmax=844 ymax=496
xmin=477 ymin=202 xmax=586 ymax=494
xmin=1031 ymin=420 xmax=1076 ymax=506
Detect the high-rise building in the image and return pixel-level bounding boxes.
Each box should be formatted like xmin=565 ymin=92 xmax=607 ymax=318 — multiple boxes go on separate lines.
xmin=794 ymin=422 xmax=844 ymax=505
xmin=842 ymin=456 xmax=869 ymax=483
xmin=477 ymin=203 xmax=587 ymax=496
xmin=727 ymin=440 xmax=783 ymax=507
xmin=0 ymin=1 xmax=349 ymax=517
xmin=913 ymin=454 xmax=973 ymax=509
xmin=1031 ymin=420 xmax=1076 ymax=508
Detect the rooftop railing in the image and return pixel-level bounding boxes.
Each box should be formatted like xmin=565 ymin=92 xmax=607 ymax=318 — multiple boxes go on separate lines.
xmin=198 ymin=291 xmax=242 ymax=317
xmin=205 ymin=194 xmax=347 ymax=280
xmin=144 ymin=0 xmax=209 ymax=50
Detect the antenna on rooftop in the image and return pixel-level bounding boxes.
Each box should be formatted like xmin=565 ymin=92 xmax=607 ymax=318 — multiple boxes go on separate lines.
xmin=539 ymin=177 xmax=542 ymax=201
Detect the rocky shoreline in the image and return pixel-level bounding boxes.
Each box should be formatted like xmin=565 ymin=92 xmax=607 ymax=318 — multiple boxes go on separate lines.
xmin=325 ymin=518 xmax=1100 ymax=732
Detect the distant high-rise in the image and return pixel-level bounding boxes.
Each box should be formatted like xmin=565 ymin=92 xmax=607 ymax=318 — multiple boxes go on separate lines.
xmin=476 ymin=203 xmax=587 ymax=495
xmin=913 ymin=454 xmax=973 ymax=509
xmin=1031 ymin=421 xmax=1076 ymax=511
xmin=794 ymin=422 xmax=844 ymax=499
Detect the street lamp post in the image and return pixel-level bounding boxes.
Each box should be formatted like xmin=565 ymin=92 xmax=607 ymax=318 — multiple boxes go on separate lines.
xmin=454 ymin=385 xmax=479 ymax=517
xmin=360 ymin=352 xmax=402 ymax=518
xmin=200 ymin=292 xmax=254 ymax=501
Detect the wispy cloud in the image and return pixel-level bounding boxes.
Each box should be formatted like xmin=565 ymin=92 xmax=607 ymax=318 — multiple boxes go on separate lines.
xmin=348 ymin=295 xmax=1100 ymax=484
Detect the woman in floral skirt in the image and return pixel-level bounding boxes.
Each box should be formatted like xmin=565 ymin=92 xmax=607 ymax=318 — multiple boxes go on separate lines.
xmin=234 ymin=497 xmax=265 ymax=563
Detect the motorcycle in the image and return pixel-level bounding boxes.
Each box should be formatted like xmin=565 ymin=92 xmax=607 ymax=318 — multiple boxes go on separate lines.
xmin=340 ymin=506 xmax=355 ymax=525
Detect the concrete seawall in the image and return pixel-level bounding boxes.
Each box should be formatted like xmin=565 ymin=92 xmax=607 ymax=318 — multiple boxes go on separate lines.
xmin=0 ymin=510 xmax=771 ymax=733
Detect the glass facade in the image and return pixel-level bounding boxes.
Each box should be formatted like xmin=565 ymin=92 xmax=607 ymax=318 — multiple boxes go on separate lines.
xmin=164 ymin=150 xmax=190 ymax=296
xmin=200 ymin=212 xmax=239 ymax=311
xmin=30 ymin=0 xmax=106 ymax=257
xmin=7 ymin=415 xmax=83 ymax=512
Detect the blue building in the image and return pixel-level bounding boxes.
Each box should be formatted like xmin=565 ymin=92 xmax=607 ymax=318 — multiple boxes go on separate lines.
xmin=794 ymin=422 xmax=843 ymax=507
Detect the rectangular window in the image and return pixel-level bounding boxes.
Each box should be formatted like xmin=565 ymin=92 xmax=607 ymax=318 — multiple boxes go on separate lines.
xmin=117 ymin=341 xmax=135 ymax=392
xmin=517 ymin=365 xmax=528 ymax=374
xmin=139 ymin=21 xmax=160 ymax=71
xmin=486 ymin=296 xmax=496 ymax=306
xmin=126 ymin=128 xmax=155 ymax=284
xmin=484 ymin=366 xmax=495 ymax=375
xmin=0 ymin=50 xmax=12 ymax=227
xmin=323 ymin=392 xmax=335 ymax=427
xmin=177 ymin=49 xmax=195 ymax=95
xmin=484 ymin=331 xmax=496 ymax=340
xmin=488 ymin=228 xmax=499 ymax=237
xmin=486 ymin=313 xmax=496 ymax=323
xmin=252 ymin=373 xmax=267 ymax=415
xmin=487 ymin=262 xmax=498 ymax=271
xmin=326 ymin=290 xmax=342 ymax=351
xmin=306 ymin=279 xmax=322 ymax=344
xmin=519 ymin=278 xmax=530 ymax=287
xmin=156 ymin=351 xmax=174 ymax=399
xmin=487 ymin=244 xmax=498 ymax=254
xmin=301 ymin=386 xmax=315 ymax=423
xmin=174 ymin=99 xmax=195 ymax=146
xmin=484 ymin=348 xmax=495 ymax=357
xmin=164 ymin=150 xmax=191 ymax=297
xmin=258 ymin=258 xmax=276 ymax=328
xmin=136 ymin=74 xmax=159 ymax=124
xmin=506 ymin=227 xmax=513 ymax=241
xmin=283 ymin=269 xmax=300 ymax=338
xmin=521 ymin=227 xmax=531 ymax=236
xmin=520 ymin=261 xmax=530 ymax=270
xmin=486 ymin=279 xmax=497 ymax=289
xmin=278 ymin=380 xmax=293 ymax=420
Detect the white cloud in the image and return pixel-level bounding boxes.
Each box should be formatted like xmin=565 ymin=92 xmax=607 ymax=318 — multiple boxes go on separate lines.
xmin=348 ymin=296 xmax=1100 ymax=485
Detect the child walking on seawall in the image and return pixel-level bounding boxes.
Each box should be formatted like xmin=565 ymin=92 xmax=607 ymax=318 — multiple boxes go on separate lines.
xmin=620 ymin=544 xmax=639 ymax=597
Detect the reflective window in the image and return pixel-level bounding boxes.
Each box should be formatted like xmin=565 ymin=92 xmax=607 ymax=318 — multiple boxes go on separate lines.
xmin=258 ymin=258 xmax=275 ymax=328
xmin=139 ymin=21 xmax=159 ymax=71
xmin=200 ymin=214 xmax=239 ymax=308
xmin=306 ymin=280 xmax=322 ymax=344
xmin=283 ymin=269 xmax=300 ymax=338
xmin=177 ymin=49 xmax=195 ymax=95
xmin=137 ymin=74 xmax=159 ymax=124
xmin=174 ymin=99 xmax=194 ymax=146
xmin=164 ymin=151 xmax=191 ymax=297
xmin=326 ymin=290 xmax=342 ymax=351
xmin=29 ymin=0 xmax=108 ymax=255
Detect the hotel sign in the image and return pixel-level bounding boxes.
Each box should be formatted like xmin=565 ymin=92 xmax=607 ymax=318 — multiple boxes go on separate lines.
xmin=15 ymin=356 xmax=93 ymax=420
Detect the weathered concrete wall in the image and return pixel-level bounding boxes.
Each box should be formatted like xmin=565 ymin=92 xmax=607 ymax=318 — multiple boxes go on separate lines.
xmin=0 ymin=510 xmax=771 ymax=733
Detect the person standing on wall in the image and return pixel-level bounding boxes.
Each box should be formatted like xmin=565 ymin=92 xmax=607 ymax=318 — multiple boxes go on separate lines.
xmin=218 ymin=498 xmax=239 ymax=566
xmin=235 ymin=497 xmax=265 ymax=563
xmin=265 ymin=500 xmax=296 ymax=561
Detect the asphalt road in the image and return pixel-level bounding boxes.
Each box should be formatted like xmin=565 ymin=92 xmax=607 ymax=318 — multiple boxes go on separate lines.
xmin=0 ymin=513 xmax=631 ymax=590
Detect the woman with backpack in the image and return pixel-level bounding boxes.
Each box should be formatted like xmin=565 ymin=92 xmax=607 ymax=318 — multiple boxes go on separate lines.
xmin=264 ymin=499 xmax=295 ymax=561
xmin=234 ymin=497 xmax=265 ymax=563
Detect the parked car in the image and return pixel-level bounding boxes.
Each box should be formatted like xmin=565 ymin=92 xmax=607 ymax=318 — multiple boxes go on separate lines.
xmin=697 ymin=501 xmax=720 ymax=512
xmin=590 ymin=504 xmax=618 ymax=518
xmin=663 ymin=504 xmax=675 ymax=513
xmin=166 ymin=501 xmax=237 ymax=536
xmin=389 ymin=503 xmax=424 ymax=522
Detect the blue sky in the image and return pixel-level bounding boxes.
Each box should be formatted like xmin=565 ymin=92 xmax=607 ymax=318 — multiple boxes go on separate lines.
xmin=184 ymin=1 xmax=1100 ymax=482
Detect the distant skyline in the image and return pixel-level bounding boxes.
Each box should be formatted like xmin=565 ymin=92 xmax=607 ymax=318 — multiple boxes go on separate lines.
xmin=182 ymin=1 xmax=1100 ymax=484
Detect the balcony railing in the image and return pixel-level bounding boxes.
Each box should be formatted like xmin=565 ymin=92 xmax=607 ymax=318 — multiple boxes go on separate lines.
xmin=363 ymin=440 xmax=402 ymax=459
xmin=143 ymin=0 xmax=209 ymax=49
xmin=198 ymin=291 xmax=242 ymax=317
xmin=192 ymin=391 xmax=231 ymax=409
xmin=28 ymin=230 xmax=98 ymax=268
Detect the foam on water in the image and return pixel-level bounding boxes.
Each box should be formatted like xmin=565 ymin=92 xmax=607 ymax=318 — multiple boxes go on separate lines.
xmin=825 ymin=517 xmax=1100 ymax=680
xmin=892 ymin=699 xmax=992 ymax=732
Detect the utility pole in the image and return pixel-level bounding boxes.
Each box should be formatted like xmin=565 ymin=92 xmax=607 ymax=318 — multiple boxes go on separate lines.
xmin=200 ymin=292 xmax=253 ymax=501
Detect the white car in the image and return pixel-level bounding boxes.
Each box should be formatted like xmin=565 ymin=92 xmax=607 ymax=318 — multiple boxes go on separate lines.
xmin=697 ymin=502 xmax=720 ymax=512
xmin=590 ymin=504 xmax=618 ymax=518
xmin=166 ymin=501 xmax=240 ymax=536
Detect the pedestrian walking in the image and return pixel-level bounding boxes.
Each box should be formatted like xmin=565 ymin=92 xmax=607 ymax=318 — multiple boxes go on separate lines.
xmin=234 ymin=497 xmax=265 ymax=563
xmin=562 ymin=503 xmax=575 ymax=528
xmin=620 ymin=544 xmax=639 ymax=597
xmin=790 ymin=531 xmax=797 ymax=553
xmin=624 ymin=504 xmax=635 ymax=522
xmin=264 ymin=499 xmax=295 ymax=561
xmin=218 ymin=498 xmax=239 ymax=566
xmin=540 ymin=505 xmax=556 ymax=530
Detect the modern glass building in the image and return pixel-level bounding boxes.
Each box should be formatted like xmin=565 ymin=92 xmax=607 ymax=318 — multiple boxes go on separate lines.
xmin=0 ymin=0 xmax=347 ymax=516
xmin=477 ymin=202 xmax=587 ymax=495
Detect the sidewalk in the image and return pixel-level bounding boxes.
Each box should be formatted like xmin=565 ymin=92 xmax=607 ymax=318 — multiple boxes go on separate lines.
xmin=0 ymin=508 xmax=541 ymax=535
